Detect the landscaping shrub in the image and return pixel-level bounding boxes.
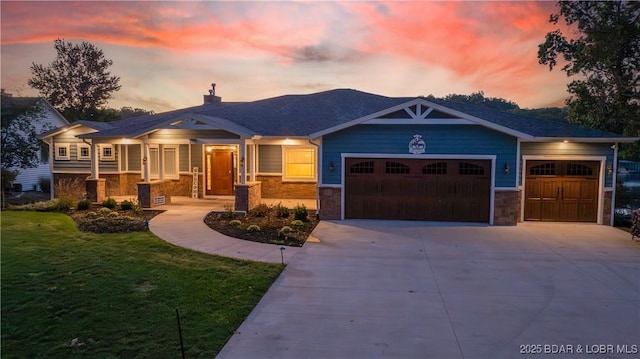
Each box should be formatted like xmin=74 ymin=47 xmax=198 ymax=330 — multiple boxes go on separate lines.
xmin=276 ymin=202 xmax=290 ymax=218
xmin=222 ymin=203 xmax=235 ymax=219
xmin=290 ymin=219 xmax=304 ymax=227
xmin=251 ymin=203 xmax=271 ymax=217
xmin=107 ymin=211 xmax=120 ymax=218
xmin=53 ymin=197 xmax=75 ymax=213
xmin=76 ymin=198 xmax=91 ymax=210
xmin=98 ymin=207 xmax=112 ymax=215
xmin=293 ymin=204 xmax=308 ymax=221
xmin=38 ymin=176 xmax=51 ymax=193
xmin=247 ymin=224 xmax=261 ymax=232
xmin=278 ymin=226 xmax=293 ymax=238
xmin=120 ymin=199 xmax=134 ymax=211
xmin=78 ymin=215 xmax=147 ymax=233
xmin=229 ymin=219 xmax=242 ymax=226
xmin=54 ymin=177 xmax=84 ymax=200
xmin=102 ymin=197 xmax=117 ymax=209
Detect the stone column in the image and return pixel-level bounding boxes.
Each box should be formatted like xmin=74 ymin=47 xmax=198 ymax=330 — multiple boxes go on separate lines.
xmin=318 ymin=186 xmax=342 ymax=220
xmin=235 ymin=181 xmax=261 ymax=212
xmin=86 ymin=178 xmax=106 ymax=203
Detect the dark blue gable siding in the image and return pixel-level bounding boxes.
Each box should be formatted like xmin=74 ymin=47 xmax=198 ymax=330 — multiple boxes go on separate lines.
xmin=322 ymin=124 xmax=517 ymax=187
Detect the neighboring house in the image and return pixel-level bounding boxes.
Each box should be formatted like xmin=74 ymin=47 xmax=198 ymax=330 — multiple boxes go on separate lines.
xmin=1 ymin=93 xmax=69 ymax=192
xmin=40 ymin=87 xmax=638 ymax=226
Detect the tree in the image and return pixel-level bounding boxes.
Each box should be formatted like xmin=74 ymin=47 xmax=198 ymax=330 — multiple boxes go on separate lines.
xmin=29 ymin=39 xmax=121 ymax=122
xmin=1 ymin=93 xmax=46 ymax=205
xmin=434 ymin=91 xmax=568 ymax=122
xmin=443 ymin=91 xmax=519 ymax=112
xmin=538 ymin=1 xmax=640 ymax=158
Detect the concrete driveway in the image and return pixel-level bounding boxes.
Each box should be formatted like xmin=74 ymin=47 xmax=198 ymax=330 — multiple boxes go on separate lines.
xmin=217 ymin=221 xmax=640 ymax=359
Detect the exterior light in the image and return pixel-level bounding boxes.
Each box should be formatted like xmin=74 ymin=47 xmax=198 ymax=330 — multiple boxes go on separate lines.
xmin=607 ymin=165 xmax=613 ymax=175
xmin=563 ymin=140 xmax=569 ymax=143
xmin=503 ymin=163 xmax=510 ymax=174
xmin=206 ymin=146 xmax=213 ymax=153
xmin=329 ymin=161 xmax=335 ymax=173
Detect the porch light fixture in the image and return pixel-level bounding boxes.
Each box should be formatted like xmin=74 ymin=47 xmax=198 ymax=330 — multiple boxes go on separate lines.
xmin=328 ymin=161 xmax=335 ymax=173
xmin=607 ymin=165 xmax=613 ymax=175
xmin=503 ymin=163 xmax=510 ymax=174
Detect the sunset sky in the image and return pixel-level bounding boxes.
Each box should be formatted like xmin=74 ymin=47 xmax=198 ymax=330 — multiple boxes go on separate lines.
xmin=1 ymin=1 xmax=573 ymax=113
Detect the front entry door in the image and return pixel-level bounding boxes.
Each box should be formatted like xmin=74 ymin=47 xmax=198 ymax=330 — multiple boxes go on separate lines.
xmin=205 ymin=150 xmax=234 ymax=195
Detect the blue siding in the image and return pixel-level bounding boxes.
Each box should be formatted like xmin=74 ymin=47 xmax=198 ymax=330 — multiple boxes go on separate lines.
xmin=322 ymin=124 xmax=517 ymax=187
xmin=520 ymin=142 xmax=615 ymax=187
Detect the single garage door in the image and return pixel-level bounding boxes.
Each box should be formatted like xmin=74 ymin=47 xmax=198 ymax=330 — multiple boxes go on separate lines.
xmin=524 ymin=160 xmax=599 ymax=222
xmin=345 ymin=158 xmax=491 ymax=222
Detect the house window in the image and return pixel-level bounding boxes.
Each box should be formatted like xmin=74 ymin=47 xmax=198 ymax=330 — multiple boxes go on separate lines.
xmin=78 ymin=144 xmax=91 ymax=160
xmin=459 ymin=162 xmax=484 ymax=175
xmin=148 ymin=145 xmax=179 ymax=180
xmin=422 ymin=162 xmax=447 ymax=175
xmin=283 ymin=147 xmax=316 ymax=181
xmin=55 ymin=143 xmax=70 ymax=160
xmin=100 ymin=145 xmax=115 ymax=161
xmin=350 ymin=161 xmax=374 ymax=174
xmin=385 ymin=161 xmax=410 ymax=174
xmin=149 ymin=147 xmax=159 ymax=179
xmin=163 ymin=145 xmax=179 ymax=179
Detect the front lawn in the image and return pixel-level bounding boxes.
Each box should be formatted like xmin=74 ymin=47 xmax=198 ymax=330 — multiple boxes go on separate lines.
xmin=1 ymin=211 xmax=283 ymax=358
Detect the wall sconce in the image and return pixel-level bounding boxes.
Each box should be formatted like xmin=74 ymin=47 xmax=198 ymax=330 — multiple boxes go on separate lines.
xmin=240 ymin=157 xmax=245 ymax=167
xmin=328 ymin=161 xmax=335 ymax=173
xmin=503 ymin=163 xmax=510 ymax=174
xmin=607 ymin=165 xmax=613 ymax=175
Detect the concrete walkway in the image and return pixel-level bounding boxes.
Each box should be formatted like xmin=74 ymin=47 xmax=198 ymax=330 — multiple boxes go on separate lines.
xmin=148 ymin=196 xmax=315 ymax=263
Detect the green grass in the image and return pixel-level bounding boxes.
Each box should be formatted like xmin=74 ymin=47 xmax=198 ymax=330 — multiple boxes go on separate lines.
xmin=1 ymin=211 xmax=283 ymax=358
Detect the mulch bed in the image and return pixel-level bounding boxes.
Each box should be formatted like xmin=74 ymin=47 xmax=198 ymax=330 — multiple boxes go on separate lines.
xmin=204 ymin=211 xmax=319 ymax=247
xmin=69 ymin=205 xmax=164 ymax=233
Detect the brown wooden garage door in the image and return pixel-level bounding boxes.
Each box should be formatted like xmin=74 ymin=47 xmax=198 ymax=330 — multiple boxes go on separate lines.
xmin=524 ymin=160 xmax=599 ymax=222
xmin=345 ymin=158 xmax=491 ymax=222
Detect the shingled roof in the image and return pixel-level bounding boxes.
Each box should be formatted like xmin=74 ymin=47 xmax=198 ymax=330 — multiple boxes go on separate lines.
xmin=73 ymin=88 xmax=632 ymax=141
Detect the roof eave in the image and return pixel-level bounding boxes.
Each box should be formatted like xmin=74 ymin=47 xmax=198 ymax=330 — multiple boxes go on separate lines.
xmin=530 ymin=137 xmax=639 ymax=143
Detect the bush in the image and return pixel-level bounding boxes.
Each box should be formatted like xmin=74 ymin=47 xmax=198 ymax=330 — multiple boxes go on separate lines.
xmin=293 ymin=204 xmax=308 ymax=221
xmin=251 ymin=203 xmax=271 ymax=217
xmin=86 ymin=211 xmax=99 ymax=219
xmin=38 ymin=176 xmax=51 ymax=193
xmin=278 ymin=226 xmax=293 ymax=238
xmin=290 ymin=220 xmax=304 ymax=227
xmin=102 ymin=197 xmax=117 ymax=209
xmin=53 ymin=197 xmax=74 ymax=213
xmin=222 ymin=204 xmax=235 ymax=219
xmin=107 ymin=211 xmax=120 ymax=218
xmin=276 ymin=203 xmax=290 ymax=218
xmin=54 ymin=177 xmax=84 ymax=200
xmin=228 ymin=219 xmax=242 ymax=226
xmin=98 ymin=207 xmax=112 ymax=215
xmin=247 ymin=225 xmax=261 ymax=233
xmin=120 ymin=200 xmax=134 ymax=211
xmin=78 ymin=215 xmax=148 ymax=233
xmin=77 ymin=198 xmax=91 ymax=210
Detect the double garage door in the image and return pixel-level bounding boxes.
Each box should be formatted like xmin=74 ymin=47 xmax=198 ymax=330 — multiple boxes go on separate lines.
xmin=345 ymin=158 xmax=491 ymax=222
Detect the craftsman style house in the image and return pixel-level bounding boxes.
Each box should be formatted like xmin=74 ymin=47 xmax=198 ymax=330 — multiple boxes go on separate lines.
xmin=40 ymin=87 xmax=637 ymax=225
